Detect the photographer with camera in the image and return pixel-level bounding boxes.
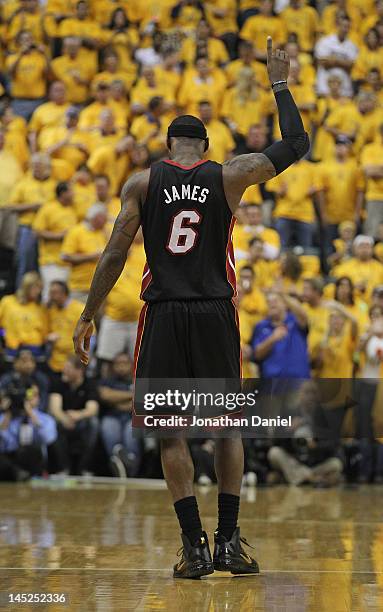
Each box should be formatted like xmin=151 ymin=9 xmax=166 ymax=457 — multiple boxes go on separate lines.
xmin=0 ymin=381 xmax=57 ymax=481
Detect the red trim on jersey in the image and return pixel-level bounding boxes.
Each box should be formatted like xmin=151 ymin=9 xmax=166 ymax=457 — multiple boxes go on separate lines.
xmin=132 ymin=302 xmax=149 ymax=425
xmin=226 ymin=217 xmax=237 ymax=297
xmin=140 ymin=262 xmax=152 ymax=299
xmin=231 ymin=297 xmax=242 ymax=380
xmin=163 ymin=159 xmax=209 ymax=170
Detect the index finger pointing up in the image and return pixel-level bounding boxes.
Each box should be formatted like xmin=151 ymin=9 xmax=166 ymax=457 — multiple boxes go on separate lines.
xmin=267 ymin=36 xmax=273 ymax=59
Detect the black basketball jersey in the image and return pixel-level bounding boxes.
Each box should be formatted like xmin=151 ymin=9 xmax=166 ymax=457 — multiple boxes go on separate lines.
xmin=140 ymin=159 xmax=236 ymax=302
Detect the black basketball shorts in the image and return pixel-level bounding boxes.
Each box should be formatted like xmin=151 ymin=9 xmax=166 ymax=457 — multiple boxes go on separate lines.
xmin=134 ymin=298 xmax=241 ymax=379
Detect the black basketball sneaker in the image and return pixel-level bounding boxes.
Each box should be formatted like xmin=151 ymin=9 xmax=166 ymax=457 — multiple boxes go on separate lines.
xmin=173 ymin=531 xmax=214 ymax=579
xmin=213 ymin=527 xmax=260 ymax=574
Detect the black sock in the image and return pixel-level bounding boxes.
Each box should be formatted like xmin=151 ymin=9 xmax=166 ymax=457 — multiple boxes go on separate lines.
xmin=217 ymin=493 xmax=240 ymax=540
xmin=174 ymin=496 xmax=203 ymax=545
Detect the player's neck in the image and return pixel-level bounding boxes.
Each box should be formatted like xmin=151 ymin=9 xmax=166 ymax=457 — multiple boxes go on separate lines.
xmin=169 ymin=154 xmax=203 ymax=166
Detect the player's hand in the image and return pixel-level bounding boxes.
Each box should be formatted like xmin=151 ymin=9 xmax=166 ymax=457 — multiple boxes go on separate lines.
xmin=73 ymin=318 xmax=94 ymax=365
xmin=266 ymin=37 xmax=290 ymax=85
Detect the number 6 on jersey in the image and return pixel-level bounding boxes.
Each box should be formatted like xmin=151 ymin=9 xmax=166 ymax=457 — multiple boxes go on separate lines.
xmin=167 ymin=210 xmax=202 ymax=254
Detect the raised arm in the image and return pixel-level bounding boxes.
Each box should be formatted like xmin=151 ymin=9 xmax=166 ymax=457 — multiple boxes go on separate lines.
xmin=222 ymin=37 xmax=310 ymax=213
xmin=73 ymin=169 xmax=150 ymax=364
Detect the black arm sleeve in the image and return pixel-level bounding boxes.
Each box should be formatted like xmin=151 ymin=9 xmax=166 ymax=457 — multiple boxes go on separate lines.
xmin=262 ymin=88 xmax=310 ymax=175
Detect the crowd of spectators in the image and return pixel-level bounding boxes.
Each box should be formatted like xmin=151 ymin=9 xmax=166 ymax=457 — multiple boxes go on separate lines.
xmin=1 ymin=0 xmax=383 ymax=485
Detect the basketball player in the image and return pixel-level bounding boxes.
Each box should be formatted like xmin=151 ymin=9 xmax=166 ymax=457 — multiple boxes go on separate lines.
xmin=73 ymin=38 xmax=309 ymax=578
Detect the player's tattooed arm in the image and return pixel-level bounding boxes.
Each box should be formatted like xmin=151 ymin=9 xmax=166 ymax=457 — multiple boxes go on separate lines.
xmin=222 ymin=153 xmax=276 ymax=213
xmin=73 ymin=169 xmax=150 ymax=364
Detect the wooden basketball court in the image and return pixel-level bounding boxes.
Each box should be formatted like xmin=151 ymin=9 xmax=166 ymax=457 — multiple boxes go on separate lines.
xmin=0 ymin=480 xmax=382 ymax=611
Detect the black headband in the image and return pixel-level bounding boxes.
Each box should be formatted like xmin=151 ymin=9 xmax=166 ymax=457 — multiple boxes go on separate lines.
xmin=167 ymin=122 xmax=207 ymax=141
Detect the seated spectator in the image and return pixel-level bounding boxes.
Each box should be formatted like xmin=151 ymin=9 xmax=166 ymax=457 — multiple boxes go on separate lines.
xmin=313 ymin=303 xmax=357 ymax=378
xmin=87 ymin=135 xmax=134 ymax=195
xmin=315 ymin=11 xmax=358 ymax=98
xmin=0 ymin=383 xmax=57 ymax=481
xmin=7 ymin=153 xmax=56 ymax=287
xmin=251 ymin=291 xmax=310 ymax=379
xmin=268 ymin=383 xmax=343 ymax=486
xmin=225 ymin=40 xmax=268 ymax=89
xmin=0 ymin=103 xmax=30 ymax=170
xmin=78 ymin=82 xmax=116 ymax=131
xmin=221 ymin=68 xmax=271 ymax=137
xmin=268 ymin=159 xmax=318 ymax=249
xmin=6 ymin=30 xmax=49 ymax=120
xmin=49 ymin=356 xmax=99 ymax=475
xmin=204 ymin=2 xmax=238 ymax=60
xmin=0 ymin=272 xmax=47 ymax=364
xmin=51 ymin=37 xmax=96 ymax=105
xmin=154 ymin=50 xmax=182 ymax=101
xmin=240 ymin=0 xmax=287 ymax=61
xmin=40 ymin=106 xmax=90 ymax=175
xmin=46 ymin=281 xmax=84 ymax=380
xmin=233 ymin=122 xmax=270 ymax=156
xmin=328 ymin=221 xmax=356 ymax=269
xmin=198 ymin=100 xmax=235 ymax=164
xmin=273 ymin=251 xmax=304 ymax=297
xmin=0 ymin=349 xmax=49 ymax=412
xmin=240 ymin=236 xmax=279 ymax=290
xmin=331 ymin=276 xmax=369 ymax=333
xmin=302 ymin=279 xmax=329 ymax=367
xmin=71 ymin=165 xmax=96 ymax=220
xmin=98 ymin=353 xmax=141 ymax=477
xmin=96 ymin=235 xmax=145 ymax=366
xmin=92 ymin=174 xmax=120 ymax=222
xmin=360 ymin=123 xmax=383 ymax=239
xmin=280 ymin=0 xmax=319 ymax=53
xmin=180 ymin=19 xmax=229 ymax=67
xmin=33 ymin=181 xmax=77 ymax=301
xmin=88 ymin=109 xmax=124 ymax=151
xmin=234 ymin=204 xmax=280 ymax=262
xmin=130 ymin=96 xmax=168 ymax=158
xmin=7 ymin=0 xmax=45 ymax=49
xmin=333 ymin=235 xmax=383 ymax=300
xmin=28 ymin=81 xmax=69 ymax=153
xmin=103 ymin=7 xmax=139 ymax=69
xmin=0 ymin=128 xmax=23 ymax=254
xmin=178 ymin=56 xmax=226 ymax=117
xmin=61 ymin=203 xmax=110 ymax=303
xmin=92 ymin=48 xmax=136 ymax=94
xmin=131 ymin=65 xmax=174 ymax=115
xmin=317 ymin=135 xmax=365 ymax=254
xmin=352 ymin=27 xmax=383 ymax=85
xmin=58 ymin=0 xmax=102 ymax=53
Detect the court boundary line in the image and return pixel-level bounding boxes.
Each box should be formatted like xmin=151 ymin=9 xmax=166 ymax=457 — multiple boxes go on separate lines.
xmin=1 ymin=568 xmax=383 ymax=574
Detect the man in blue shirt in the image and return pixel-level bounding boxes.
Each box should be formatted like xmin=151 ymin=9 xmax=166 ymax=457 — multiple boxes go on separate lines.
xmin=251 ymin=292 xmax=310 ymax=379
xmin=0 ymin=384 xmax=57 ymax=480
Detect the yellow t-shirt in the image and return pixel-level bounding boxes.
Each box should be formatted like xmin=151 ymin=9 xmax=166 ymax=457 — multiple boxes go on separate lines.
xmin=240 ymin=184 xmax=262 ymax=206
xmin=352 ymin=46 xmax=383 ymax=81
xmin=38 ymin=125 xmax=91 ymax=170
xmin=58 ymin=17 xmax=102 ymax=40
xmin=268 ymin=161 xmax=318 ymax=224
xmin=6 ymin=51 xmax=47 ymax=99
xmin=29 ymin=102 xmax=70 ymax=134
xmin=312 ymin=97 xmax=355 ymax=161
xmin=9 ymin=175 xmax=57 ymax=226
xmin=130 ymin=80 xmax=175 ymax=110
xmin=205 ymin=0 xmax=238 ymax=36
xmin=240 ymin=14 xmax=287 ymax=53
xmin=92 ymin=69 xmax=137 ymax=93
xmin=51 ymin=53 xmax=96 ymax=104
xmin=316 ymin=330 xmax=355 ymax=379
xmin=61 ymin=222 xmax=112 ymax=291
xmin=233 ymin=224 xmax=280 ymax=261
xmin=47 ymin=299 xmax=84 ymax=372
xmin=360 ymin=142 xmax=383 ymax=201
xmin=78 ymin=101 xmax=127 ymax=131
xmin=280 ymin=5 xmax=319 ymax=51
xmin=318 ymin=158 xmax=365 ymax=224
xmin=0 ymin=150 xmax=23 ymax=206
xmin=203 ymin=120 xmax=235 ymax=164
xmin=221 ymin=88 xmax=272 ymax=135
xmin=33 ymin=200 xmax=77 ymax=266
xmin=130 ymin=115 xmax=167 ymax=154
xmin=0 ymin=294 xmax=48 ymax=350
xmin=225 ymin=59 xmax=269 ymax=88
xmin=72 ymin=182 xmax=97 ymax=221
xmin=302 ymin=302 xmax=330 ymax=357
xmin=87 ymin=144 xmax=130 ymax=196
xmin=100 ymin=30 xmax=139 ymax=68
xmin=180 ymin=37 xmax=229 ymax=67
xmin=178 ymin=71 xmax=226 ymax=116
xmin=105 ymin=271 xmax=142 ymax=322
xmin=7 ymin=12 xmax=45 ymax=45
xmin=334 ymin=258 xmax=383 ymax=299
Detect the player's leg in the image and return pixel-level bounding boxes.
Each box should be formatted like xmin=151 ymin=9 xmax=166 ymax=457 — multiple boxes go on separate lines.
xmin=134 ymin=302 xmax=213 ymax=578
xmin=190 ymin=299 xmax=259 ymax=574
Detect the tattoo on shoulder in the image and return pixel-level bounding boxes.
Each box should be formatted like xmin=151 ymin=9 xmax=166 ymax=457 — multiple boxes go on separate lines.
xmin=224 ymin=153 xmax=276 ymax=182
